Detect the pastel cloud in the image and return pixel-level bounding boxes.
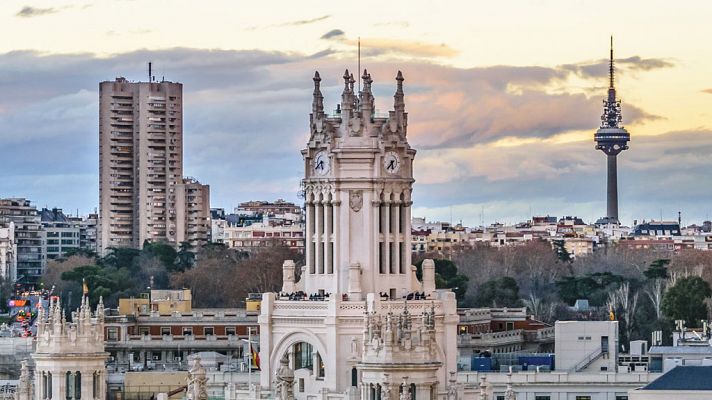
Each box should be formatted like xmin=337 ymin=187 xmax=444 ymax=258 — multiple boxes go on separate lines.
xmin=0 ymin=47 xmax=702 ymax=225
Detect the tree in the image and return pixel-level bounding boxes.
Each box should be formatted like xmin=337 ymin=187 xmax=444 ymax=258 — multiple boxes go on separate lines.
xmin=176 ymin=241 xmax=196 ymax=271
xmin=414 ymin=259 xmax=469 ymax=302
xmin=472 ymin=277 xmax=522 ymax=308
xmin=142 ymin=242 xmax=179 ymax=272
xmin=552 ymin=239 xmax=571 ymax=263
xmin=661 ymin=276 xmax=712 ymax=327
xmin=644 ymin=259 xmax=670 ymax=320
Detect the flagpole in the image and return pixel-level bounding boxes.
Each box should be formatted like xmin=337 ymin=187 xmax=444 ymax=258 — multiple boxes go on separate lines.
xmin=248 ymin=327 xmax=252 ymax=389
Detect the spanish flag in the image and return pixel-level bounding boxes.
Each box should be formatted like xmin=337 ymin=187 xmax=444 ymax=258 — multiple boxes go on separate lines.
xmin=250 ymin=345 xmax=260 ymax=370
xmin=609 ymin=305 xmax=615 ymax=321
xmin=82 ymin=279 xmax=89 ymax=296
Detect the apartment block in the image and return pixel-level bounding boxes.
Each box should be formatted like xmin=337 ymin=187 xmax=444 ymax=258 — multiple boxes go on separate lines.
xmin=0 ymin=198 xmax=43 ymax=282
xmin=99 ymin=78 xmax=183 ymax=253
xmin=175 ymin=177 xmax=210 ymax=249
xmin=39 ymin=208 xmax=81 ymax=261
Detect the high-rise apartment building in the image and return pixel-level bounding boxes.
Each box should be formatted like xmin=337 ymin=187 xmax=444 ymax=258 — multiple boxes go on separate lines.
xmin=99 ymin=78 xmax=184 ymax=253
xmin=0 ymin=198 xmax=43 ymax=282
xmin=175 ymin=177 xmax=211 ymax=249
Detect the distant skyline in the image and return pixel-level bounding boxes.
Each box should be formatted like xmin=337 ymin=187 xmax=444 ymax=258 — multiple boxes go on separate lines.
xmin=2 ymin=1 xmax=712 ymax=226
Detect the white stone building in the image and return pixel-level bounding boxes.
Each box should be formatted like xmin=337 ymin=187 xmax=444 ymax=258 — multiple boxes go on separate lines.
xmin=32 ymin=297 xmax=108 ymax=400
xmin=258 ymin=70 xmax=459 ymax=399
xmin=0 ymin=222 xmax=17 ymax=281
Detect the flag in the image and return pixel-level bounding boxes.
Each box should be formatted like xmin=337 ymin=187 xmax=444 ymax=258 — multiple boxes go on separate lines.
xmin=250 ymin=344 xmax=260 ymax=370
xmin=609 ymin=305 xmax=615 ymax=321
xmin=82 ymin=279 xmax=89 ymax=296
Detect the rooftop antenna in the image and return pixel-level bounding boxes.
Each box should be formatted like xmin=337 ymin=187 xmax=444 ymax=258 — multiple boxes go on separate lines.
xmin=148 ymin=62 xmax=152 ymax=82
xmin=358 ymin=37 xmax=361 ymax=93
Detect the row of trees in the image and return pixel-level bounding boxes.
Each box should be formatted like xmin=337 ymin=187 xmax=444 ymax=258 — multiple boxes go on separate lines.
xmin=42 ymin=240 xmax=302 ymax=309
xmin=424 ymin=241 xmax=712 ymax=344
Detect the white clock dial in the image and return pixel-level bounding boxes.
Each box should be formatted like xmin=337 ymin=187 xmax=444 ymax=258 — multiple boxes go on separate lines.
xmin=383 ymin=151 xmax=401 ymax=174
xmin=314 ymin=151 xmax=330 ymax=176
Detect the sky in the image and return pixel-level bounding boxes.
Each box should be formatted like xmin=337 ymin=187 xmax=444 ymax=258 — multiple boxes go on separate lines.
xmin=1 ymin=0 xmax=712 ymax=226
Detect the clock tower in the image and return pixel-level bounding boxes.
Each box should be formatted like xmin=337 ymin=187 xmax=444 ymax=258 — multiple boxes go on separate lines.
xmin=301 ymin=69 xmax=417 ymax=299
xmin=258 ymin=70 xmax=458 ymax=399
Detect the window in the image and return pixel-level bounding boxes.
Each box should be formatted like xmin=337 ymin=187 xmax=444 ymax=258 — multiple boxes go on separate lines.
xmin=107 ymin=327 xmax=119 ymax=341
xmin=575 ymin=397 xmax=592 ymax=400
xmin=183 ymin=327 xmax=193 ymax=336
xmin=615 ymin=396 xmax=628 ymax=400
xmin=535 ymin=396 xmax=551 ymax=400
xmin=299 ymin=378 xmax=304 ymax=393
xmin=225 ymin=327 xmax=236 ymax=336
xmin=506 ymin=322 xmax=514 ymax=331
xmin=138 ymin=327 xmax=149 ymax=336
xmin=161 ymin=327 xmax=171 ymax=336
xmin=204 ymin=327 xmax=214 ymax=336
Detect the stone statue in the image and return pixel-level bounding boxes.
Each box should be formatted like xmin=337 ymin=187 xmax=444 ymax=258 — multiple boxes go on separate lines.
xmin=274 ymin=353 xmax=295 ymax=400
xmin=381 ymin=383 xmax=391 ymax=400
xmin=399 ymin=377 xmax=411 ymax=400
xmin=14 ymin=360 xmax=31 ymax=400
xmin=504 ymin=368 xmax=516 ymax=400
xmin=446 ymin=371 xmax=458 ymax=400
xmin=187 ymin=356 xmax=209 ymax=400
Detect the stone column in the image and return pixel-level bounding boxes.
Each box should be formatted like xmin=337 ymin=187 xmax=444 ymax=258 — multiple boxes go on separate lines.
xmin=315 ymin=201 xmax=323 ymax=274
xmin=394 ymin=201 xmax=401 ymax=275
xmin=306 ymin=201 xmax=314 ymax=274
xmin=325 ymin=201 xmax=332 ymax=274
xmin=81 ymin=370 xmax=93 ymax=400
xmin=384 ymin=201 xmax=391 ymax=274
xmin=312 ymin=351 xmax=319 ymax=376
xmin=52 ymin=369 xmax=62 ymax=400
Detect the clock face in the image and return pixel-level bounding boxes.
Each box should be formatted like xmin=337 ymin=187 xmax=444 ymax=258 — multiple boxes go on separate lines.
xmin=314 ymin=151 xmax=330 ymax=176
xmin=383 ymin=151 xmax=400 ymax=174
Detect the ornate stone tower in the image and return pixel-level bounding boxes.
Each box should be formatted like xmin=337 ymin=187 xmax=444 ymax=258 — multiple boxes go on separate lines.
xmin=259 ymin=70 xmax=458 ymax=399
xmin=594 ymin=37 xmax=630 ymax=224
xmin=32 ymin=297 xmax=108 ymax=400
xmin=301 ymin=69 xmax=416 ymax=299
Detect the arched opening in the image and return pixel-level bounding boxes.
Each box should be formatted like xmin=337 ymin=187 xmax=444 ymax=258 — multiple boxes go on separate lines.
xmin=351 ymin=367 xmax=357 ymax=387
xmin=278 ymin=340 xmax=327 ymax=398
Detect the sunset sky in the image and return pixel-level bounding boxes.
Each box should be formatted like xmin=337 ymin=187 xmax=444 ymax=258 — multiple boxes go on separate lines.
xmin=2 ymin=0 xmax=712 ymax=226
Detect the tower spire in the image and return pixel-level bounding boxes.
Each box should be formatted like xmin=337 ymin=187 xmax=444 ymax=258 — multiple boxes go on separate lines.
xmin=312 ymin=71 xmax=324 ymax=115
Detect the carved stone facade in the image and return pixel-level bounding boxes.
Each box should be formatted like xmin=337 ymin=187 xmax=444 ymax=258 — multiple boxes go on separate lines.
xmin=32 ymin=297 xmax=108 ymax=400
xmin=259 ymin=70 xmax=459 ymax=399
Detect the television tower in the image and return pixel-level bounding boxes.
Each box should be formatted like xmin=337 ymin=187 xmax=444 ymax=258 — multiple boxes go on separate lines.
xmin=595 ymin=37 xmax=630 ymax=224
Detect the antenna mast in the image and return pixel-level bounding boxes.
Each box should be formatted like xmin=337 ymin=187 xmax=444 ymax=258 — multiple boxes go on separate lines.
xmin=358 ymin=37 xmax=361 ymax=93
xmin=148 ymin=62 xmax=152 ymax=82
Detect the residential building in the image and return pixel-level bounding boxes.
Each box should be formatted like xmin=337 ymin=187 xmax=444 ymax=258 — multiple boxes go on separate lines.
xmin=39 ymin=208 xmax=81 ymax=261
xmin=222 ymin=222 xmax=304 ymax=252
xmin=77 ymin=212 xmax=99 ymax=253
xmin=99 ymin=78 xmax=184 ymax=253
xmin=235 ymin=199 xmax=301 ymax=218
xmin=633 ymin=220 xmax=682 ymax=237
xmin=0 ymin=198 xmax=43 ymax=282
xmin=175 ymin=178 xmax=211 ymax=249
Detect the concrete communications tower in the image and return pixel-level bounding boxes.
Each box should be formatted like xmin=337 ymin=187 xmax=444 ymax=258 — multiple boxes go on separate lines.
xmin=595 ymin=37 xmax=630 ymax=224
